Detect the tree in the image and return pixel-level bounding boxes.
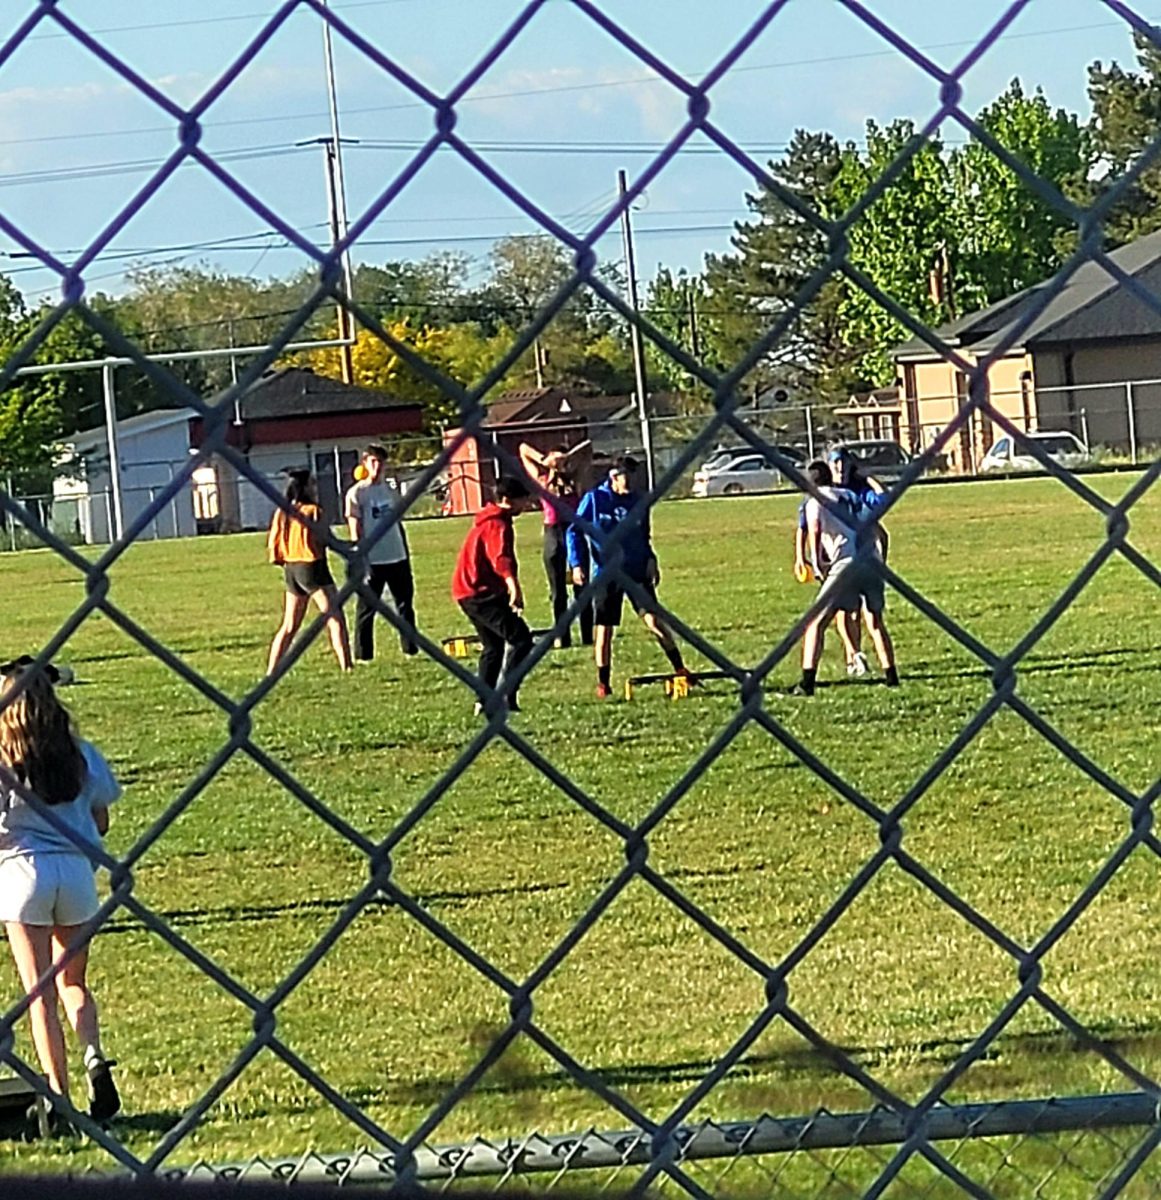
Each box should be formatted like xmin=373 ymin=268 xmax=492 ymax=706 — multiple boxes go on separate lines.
xmin=484 ymin=235 xmax=627 ymax=393
xmin=701 ymin=129 xmax=863 ymax=405
xmin=114 ymin=263 xmax=325 ymax=398
xmin=642 ymin=266 xmax=705 ymax=393
xmin=297 ymin=319 xmax=504 ymax=433
xmin=353 ymin=252 xmax=475 ymax=326
xmin=952 ymin=80 xmax=1089 ymax=303
xmin=823 ymin=120 xmax=963 ymax=386
xmin=0 ymin=290 xmax=110 ymax=486
xmin=1086 ymin=32 xmax=1161 ymax=244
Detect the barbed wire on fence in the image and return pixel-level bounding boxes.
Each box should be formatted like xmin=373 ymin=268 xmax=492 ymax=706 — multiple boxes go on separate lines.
xmin=0 ymin=1 xmax=1158 ymax=1197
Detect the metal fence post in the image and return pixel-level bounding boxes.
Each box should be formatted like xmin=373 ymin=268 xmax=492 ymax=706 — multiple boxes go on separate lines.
xmin=1125 ymin=381 xmax=1138 ymax=464
xmin=805 ymin=405 xmax=815 ymax=461
xmin=102 ymin=360 xmax=126 ymax=543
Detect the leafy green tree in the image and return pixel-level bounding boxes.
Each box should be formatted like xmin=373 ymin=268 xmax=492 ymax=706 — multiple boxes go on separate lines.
xmin=0 ymin=287 xmax=115 ymax=484
xmin=823 ymin=120 xmax=962 ymax=386
xmin=353 ymin=252 xmax=475 ymax=326
xmin=952 ymin=80 xmax=1089 ymax=303
xmin=642 ymin=266 xmax=704 ymax=393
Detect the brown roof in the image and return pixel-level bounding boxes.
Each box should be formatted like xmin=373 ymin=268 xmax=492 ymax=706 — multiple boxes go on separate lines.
xmin=230 ymin=367 xmax=420 ymax=420
xmin=484 ymin=388 xmax=572 ymax=426
xmin=482 ymin=388 xmax=682 ymax=427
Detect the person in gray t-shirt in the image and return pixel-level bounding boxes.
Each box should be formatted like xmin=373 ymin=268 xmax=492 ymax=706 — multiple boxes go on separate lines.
xmin=345 ymin=444 xmax=420 ymax=661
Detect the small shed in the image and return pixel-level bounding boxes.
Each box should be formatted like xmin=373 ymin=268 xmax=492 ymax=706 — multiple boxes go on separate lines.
xmin=54 ymin=408 xmax=199 ymax=545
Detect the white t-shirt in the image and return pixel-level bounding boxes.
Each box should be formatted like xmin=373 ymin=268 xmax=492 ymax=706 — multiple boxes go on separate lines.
xmin=0 ymin=741 xmax=121 ymax=864
xmin=344 ymin=478 xmax=408 ymax=565
xmin=803 ymin=487 xmax=883 ymax=568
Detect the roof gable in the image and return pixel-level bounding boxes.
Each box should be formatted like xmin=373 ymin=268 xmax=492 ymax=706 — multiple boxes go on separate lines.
xmin=228 ymin=367 xmax=419 ymax=420
xmin=894 ymin=228 xmax=1161 ymax=359
xmin=67 ymin=407 xmax=196 ymax=453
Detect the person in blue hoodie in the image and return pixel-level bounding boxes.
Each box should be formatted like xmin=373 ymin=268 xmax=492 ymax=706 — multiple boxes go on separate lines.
xmin=567 ymin=456 xmax=688 ymax=698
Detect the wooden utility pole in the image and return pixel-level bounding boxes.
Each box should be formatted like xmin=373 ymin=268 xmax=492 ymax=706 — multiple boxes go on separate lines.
xmin=617 ymin=169 xmax=655 ymax=490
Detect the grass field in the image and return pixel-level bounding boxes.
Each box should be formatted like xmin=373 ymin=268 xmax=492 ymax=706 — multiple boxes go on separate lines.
xmin=0 ymin=473 xmax=1158 ymax=1192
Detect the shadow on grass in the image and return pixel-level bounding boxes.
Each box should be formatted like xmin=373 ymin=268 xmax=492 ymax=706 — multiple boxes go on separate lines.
xmin=98 ymin=849 xmax=819 ymax=938
xmin=347 ymin=1023 xmax=1161 ymax=1109
xmin=108 ymin=1109 xmax=187 ymax=1135
xmin=901 ymin=645 xmax=1161 ymax=684
xmin=96 ymin=878 xmax=581 ymax=936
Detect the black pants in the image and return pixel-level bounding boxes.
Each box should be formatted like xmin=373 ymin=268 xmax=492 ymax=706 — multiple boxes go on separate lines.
xmin=543 ymin=524 xmax=594 ymax=647
xmin=459 ymin=595 xmax=533 ymax=703
xmin=355 ymin=559 xmax=418 ymax=660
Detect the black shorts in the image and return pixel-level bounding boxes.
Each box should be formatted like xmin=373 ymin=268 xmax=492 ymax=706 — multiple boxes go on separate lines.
xmin=284 ymin=561 xmax=334 ymax=597
xmin=592 ymin=577 xmax=657 ymax=627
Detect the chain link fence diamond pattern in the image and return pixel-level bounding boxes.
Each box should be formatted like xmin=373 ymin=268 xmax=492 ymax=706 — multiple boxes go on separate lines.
xmin=0 ymin=1 xmax=1159 ymax=1196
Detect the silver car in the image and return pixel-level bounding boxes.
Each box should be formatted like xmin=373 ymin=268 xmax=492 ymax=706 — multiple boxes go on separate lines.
xmin=692 ymin=452 xmax=783 ymax=497
xmin=979 ymin=430 xmax=1091 ymax=473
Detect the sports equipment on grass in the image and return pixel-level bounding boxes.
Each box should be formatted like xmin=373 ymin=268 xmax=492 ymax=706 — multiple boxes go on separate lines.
xmin=623 ymin=669 xmax=732 ymax=700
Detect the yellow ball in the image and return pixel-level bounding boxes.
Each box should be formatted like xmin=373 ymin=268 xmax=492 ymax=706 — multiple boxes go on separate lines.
xmin=353 ymin=463 xmax=368 ymax=481
xmin=794 ymin=562 xmax=815 ymax=584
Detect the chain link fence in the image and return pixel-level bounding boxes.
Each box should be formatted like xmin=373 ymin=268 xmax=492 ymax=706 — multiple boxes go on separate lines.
xmin=1 ymin=1 xmax=1160 ymax=1196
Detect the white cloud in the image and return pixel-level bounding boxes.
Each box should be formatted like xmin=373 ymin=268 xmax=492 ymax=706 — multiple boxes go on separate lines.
xmin=462 ymin=63 xmax=686 ymax=139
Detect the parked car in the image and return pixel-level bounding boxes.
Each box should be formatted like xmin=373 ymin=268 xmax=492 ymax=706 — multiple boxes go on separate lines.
xmin=979 ymin=430 xmax=1091 ymax=473
xmin=692 ymin=451 xmax=783 ymax=497
xmin=827 ymin=439 xmax=914 ymax=480
xmin=696 ymin=443 xmax=804 ymax=476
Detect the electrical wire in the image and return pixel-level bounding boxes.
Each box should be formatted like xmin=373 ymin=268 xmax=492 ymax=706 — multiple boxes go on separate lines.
xmin=0 ymin=20 xmax=1127 ymax=152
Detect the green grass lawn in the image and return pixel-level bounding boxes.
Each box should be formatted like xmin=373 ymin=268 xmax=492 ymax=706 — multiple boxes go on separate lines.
xmin=0 ymin=473 xmax=1158 ymax=1194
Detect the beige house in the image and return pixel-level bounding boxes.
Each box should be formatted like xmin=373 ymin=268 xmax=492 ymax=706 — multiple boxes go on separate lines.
xmin=892 ymin=230 xmax=1161 ymax=471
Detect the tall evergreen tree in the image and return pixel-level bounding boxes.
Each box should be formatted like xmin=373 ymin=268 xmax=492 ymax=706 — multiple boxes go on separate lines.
xmin=1087 ymin=32 xmax=1161 ymax=244
xmin=702 ymin=129 xmax=862 ymax=405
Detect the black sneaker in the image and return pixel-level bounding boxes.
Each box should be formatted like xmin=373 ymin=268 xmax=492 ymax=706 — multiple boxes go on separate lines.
xmin=87 ymin=1058 xmax=121 ymax=1122
xmin=786 ymin=682 xmax=815 ymax=697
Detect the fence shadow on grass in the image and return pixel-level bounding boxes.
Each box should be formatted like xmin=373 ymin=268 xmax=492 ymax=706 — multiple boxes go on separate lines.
xmin=343 ymin=1023 xmax=1161 ymax=1109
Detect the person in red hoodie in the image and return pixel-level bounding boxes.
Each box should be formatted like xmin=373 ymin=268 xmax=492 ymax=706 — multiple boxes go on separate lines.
xmin=451 ymin=476 xmax=535 ymax=713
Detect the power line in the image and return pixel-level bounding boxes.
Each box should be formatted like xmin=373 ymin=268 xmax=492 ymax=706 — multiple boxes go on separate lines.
xmin=0 ymin=142 xmax=312 ymax=189
xmin=5 ymin=223 xmax=734 ymax=274
xmin=22 ymin=0 xmax=425 ymax=42
xmin=0 ymin=20 xmax=1128 ymax=153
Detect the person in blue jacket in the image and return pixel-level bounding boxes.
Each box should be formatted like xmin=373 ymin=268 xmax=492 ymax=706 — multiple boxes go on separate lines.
xmin=567 ymin=456 xmax=688 ymax=698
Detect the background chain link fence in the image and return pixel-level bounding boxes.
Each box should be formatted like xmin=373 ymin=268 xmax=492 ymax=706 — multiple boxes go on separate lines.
xmin=0 ymin=1 xmax=1159 ymax=1196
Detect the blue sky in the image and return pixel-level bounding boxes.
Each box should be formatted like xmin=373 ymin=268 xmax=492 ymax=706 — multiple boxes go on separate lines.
xmin=1 ymin=0 xmax=1159 ymax=318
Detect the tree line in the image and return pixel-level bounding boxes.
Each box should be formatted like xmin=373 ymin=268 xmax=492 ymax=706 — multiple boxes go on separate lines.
xmin=3 ymin=34 xmax=1161 ymax=487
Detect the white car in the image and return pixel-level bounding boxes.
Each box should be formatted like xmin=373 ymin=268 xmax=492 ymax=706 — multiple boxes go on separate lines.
xmin=979 ymin=431 xmax=1091 ymax=473
xmin=692 ymin=452 xmax=783 ymax=497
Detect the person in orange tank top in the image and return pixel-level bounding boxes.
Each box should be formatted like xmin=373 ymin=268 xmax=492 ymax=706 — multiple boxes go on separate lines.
xmin=266 ymin=469 xmax=352 ymax=675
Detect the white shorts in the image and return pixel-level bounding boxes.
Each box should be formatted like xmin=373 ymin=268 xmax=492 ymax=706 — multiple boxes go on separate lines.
xmin=0 ymin=854 xmax=100 ymax=926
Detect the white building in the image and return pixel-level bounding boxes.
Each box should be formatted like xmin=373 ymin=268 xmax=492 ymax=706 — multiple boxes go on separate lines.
xmin=52 ymin=369 xmax=425 ymax=544
xmin=54 ymin=409 xmax=199 ymax=545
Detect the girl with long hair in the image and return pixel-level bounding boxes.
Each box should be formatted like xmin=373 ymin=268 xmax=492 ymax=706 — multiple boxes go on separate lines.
xmin=266 ymin=469 xmax=353 ymax=675
xmin=0 ymin=658 xmax=121 ymax=1126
